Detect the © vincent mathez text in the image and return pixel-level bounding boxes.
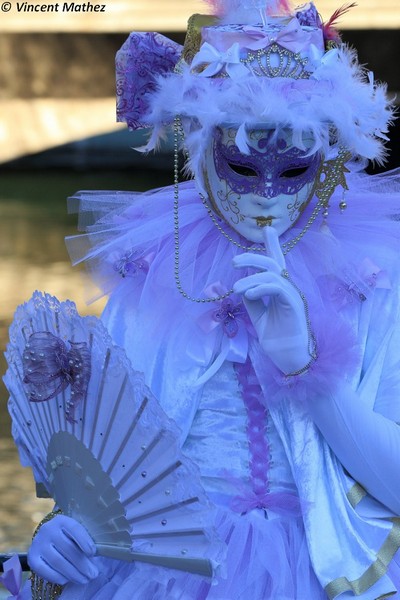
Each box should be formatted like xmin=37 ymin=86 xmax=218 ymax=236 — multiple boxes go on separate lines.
xmin=16 ymin=2 xmax=106 ymax=11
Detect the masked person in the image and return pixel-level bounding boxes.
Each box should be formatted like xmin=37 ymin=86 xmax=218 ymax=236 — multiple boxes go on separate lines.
xmin=25 ymin=1 xmax=400 ymax=598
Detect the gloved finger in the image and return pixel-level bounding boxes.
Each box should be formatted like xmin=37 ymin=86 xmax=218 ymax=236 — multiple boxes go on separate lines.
xmin=244 ymin=286 xmax=305 ymax=321
xmin=243 ymin=283 xmax=290 ymax=302
xmin=28 ymin=516 xmax=98 ymax=585
xmin=61 ymin=519 xmax=97 ymax=557
xmin=233 ymin=271 xmax=291 ymax=297
xmin=242 ymin=296 xmax=266 ymax=324
xmin=29 ymin=543 xmax=95 ymax=585
xmin=241 ymin=282 xmax=293 ymax=325
xmin=48 ymin=537 xmax=99 ymax=581
xmin=232 ymin=253 xmax=282 ymax=273
xmin=39 ymin=515 xmax=96 ymax=558
xmin=263 ymin=226 xmax=286 ymax=271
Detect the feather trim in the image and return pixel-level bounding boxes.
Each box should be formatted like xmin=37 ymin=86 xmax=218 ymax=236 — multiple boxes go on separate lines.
xmin=147 ymin=45 xmax=394 ymax=167
xmin=251 ymin=314 xmax=361 ymax=408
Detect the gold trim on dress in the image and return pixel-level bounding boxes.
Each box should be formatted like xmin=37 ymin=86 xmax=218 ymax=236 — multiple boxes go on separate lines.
xmin=325 ymin=518 xmax=400 ymax=599
xmin=347 ymin=481 xmax=367 ymax=509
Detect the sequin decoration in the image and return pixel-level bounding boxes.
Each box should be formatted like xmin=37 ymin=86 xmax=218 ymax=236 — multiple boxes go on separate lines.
xmin=213 ymin=299 xmax=246 ymax=338
xmin=113 ymin=249 xmax=150 ymax=278
xmin=241 ymin=43 xmax=310 ymax=79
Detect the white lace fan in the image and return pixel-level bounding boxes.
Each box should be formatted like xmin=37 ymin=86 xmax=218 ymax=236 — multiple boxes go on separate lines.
xmin=4 ymin=291 xmax=224 ymax=576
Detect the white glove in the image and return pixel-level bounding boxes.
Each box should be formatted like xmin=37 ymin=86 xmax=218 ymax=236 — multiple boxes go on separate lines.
xmin=28 ymin=514 xmax=99 ymax=585
xmin=233 ymin=226 xmax=314 ymax=375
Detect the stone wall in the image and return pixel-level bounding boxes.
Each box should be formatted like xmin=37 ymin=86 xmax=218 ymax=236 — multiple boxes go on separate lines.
xmin=0 ymin=5 xmax=399 ymax=165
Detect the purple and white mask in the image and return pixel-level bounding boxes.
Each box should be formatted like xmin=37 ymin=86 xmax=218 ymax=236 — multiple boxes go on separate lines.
xmin=197 ymin=125 xmax=322 ymax=242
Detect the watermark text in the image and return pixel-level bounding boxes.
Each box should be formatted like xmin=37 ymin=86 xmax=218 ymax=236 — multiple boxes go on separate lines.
xmin=2 ymin=2 xmax=107 ymax=12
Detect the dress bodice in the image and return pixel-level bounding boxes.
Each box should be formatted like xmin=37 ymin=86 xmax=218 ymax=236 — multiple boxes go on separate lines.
xmin=183 ymin=361 xmax=298 ymax=515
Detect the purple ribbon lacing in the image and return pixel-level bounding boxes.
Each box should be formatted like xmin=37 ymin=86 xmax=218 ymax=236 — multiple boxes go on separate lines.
xmin=231 ymin=359 xmax=301 ymax=516
xmin=23 ymin=332 xmax=91 ymax=423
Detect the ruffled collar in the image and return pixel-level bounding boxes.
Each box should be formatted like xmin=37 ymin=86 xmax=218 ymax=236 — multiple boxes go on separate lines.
xmin=68 ymin=171 xmax=400 ymax=385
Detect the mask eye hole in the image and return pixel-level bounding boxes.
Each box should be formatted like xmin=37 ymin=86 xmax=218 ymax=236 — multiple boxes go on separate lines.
xmin=280 ymin=165 xmax=310 ymax=179
xmin=228 ymin=162 xmax=258 ymax=177
xmin=280 ymin=165 xmax=309 ymax=179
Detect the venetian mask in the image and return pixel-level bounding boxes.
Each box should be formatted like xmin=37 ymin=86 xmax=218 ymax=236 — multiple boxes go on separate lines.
xmin=196 ymin=125 xmax=323 ymax=243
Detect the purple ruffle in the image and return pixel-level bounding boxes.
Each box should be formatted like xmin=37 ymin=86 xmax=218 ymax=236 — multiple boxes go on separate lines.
xmin=251 ymin=312 xmax=361 ymax=410
xmin=116 ymin=32 xmax=182 ymax=130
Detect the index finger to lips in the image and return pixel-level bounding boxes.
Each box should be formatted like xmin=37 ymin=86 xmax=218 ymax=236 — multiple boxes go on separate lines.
xmin=263 ymin=226 xmax=286 ymax=271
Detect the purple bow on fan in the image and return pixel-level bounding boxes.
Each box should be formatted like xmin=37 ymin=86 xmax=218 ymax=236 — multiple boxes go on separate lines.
xmin=23 ymin=332 xmax=91 ymax=423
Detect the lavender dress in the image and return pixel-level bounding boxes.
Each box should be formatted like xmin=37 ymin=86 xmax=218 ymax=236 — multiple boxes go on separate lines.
xmin=53 ymin=169 xmax=400 ymax=599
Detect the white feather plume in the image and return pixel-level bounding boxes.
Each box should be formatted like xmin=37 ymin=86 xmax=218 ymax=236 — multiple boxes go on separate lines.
xmin=146 ymin=44 xmax=394 ymax=171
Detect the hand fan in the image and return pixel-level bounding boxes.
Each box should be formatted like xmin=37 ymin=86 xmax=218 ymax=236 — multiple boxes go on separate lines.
xmin=4 ymin=291 xmax=224 ymax=577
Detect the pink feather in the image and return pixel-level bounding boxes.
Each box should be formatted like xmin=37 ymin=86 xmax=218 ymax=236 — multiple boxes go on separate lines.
xmin=276 ymin=0 xmax=291 ymax=13
xmin=203 ymin=0 xmax=223 ymax=16
xmin=266 ymin=0 xmax=292 ymax=15
xmin=323 ymin=2 xmax=357 ymax=42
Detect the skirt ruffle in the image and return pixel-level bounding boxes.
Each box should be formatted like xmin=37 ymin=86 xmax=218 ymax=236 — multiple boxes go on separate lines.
xmin=58 ymin=508 xmax=328 ymax=600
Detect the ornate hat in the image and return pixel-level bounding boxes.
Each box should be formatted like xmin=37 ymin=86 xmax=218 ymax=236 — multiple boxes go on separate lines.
xmin=116 ymin=1 xmax=393 ymax=167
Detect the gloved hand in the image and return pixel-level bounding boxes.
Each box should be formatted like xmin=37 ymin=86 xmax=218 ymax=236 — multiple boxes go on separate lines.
xmin=28 ymin=514 xmax=99 ymax=585
xmin=233 ymin=226 xmax=314 ymax=375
